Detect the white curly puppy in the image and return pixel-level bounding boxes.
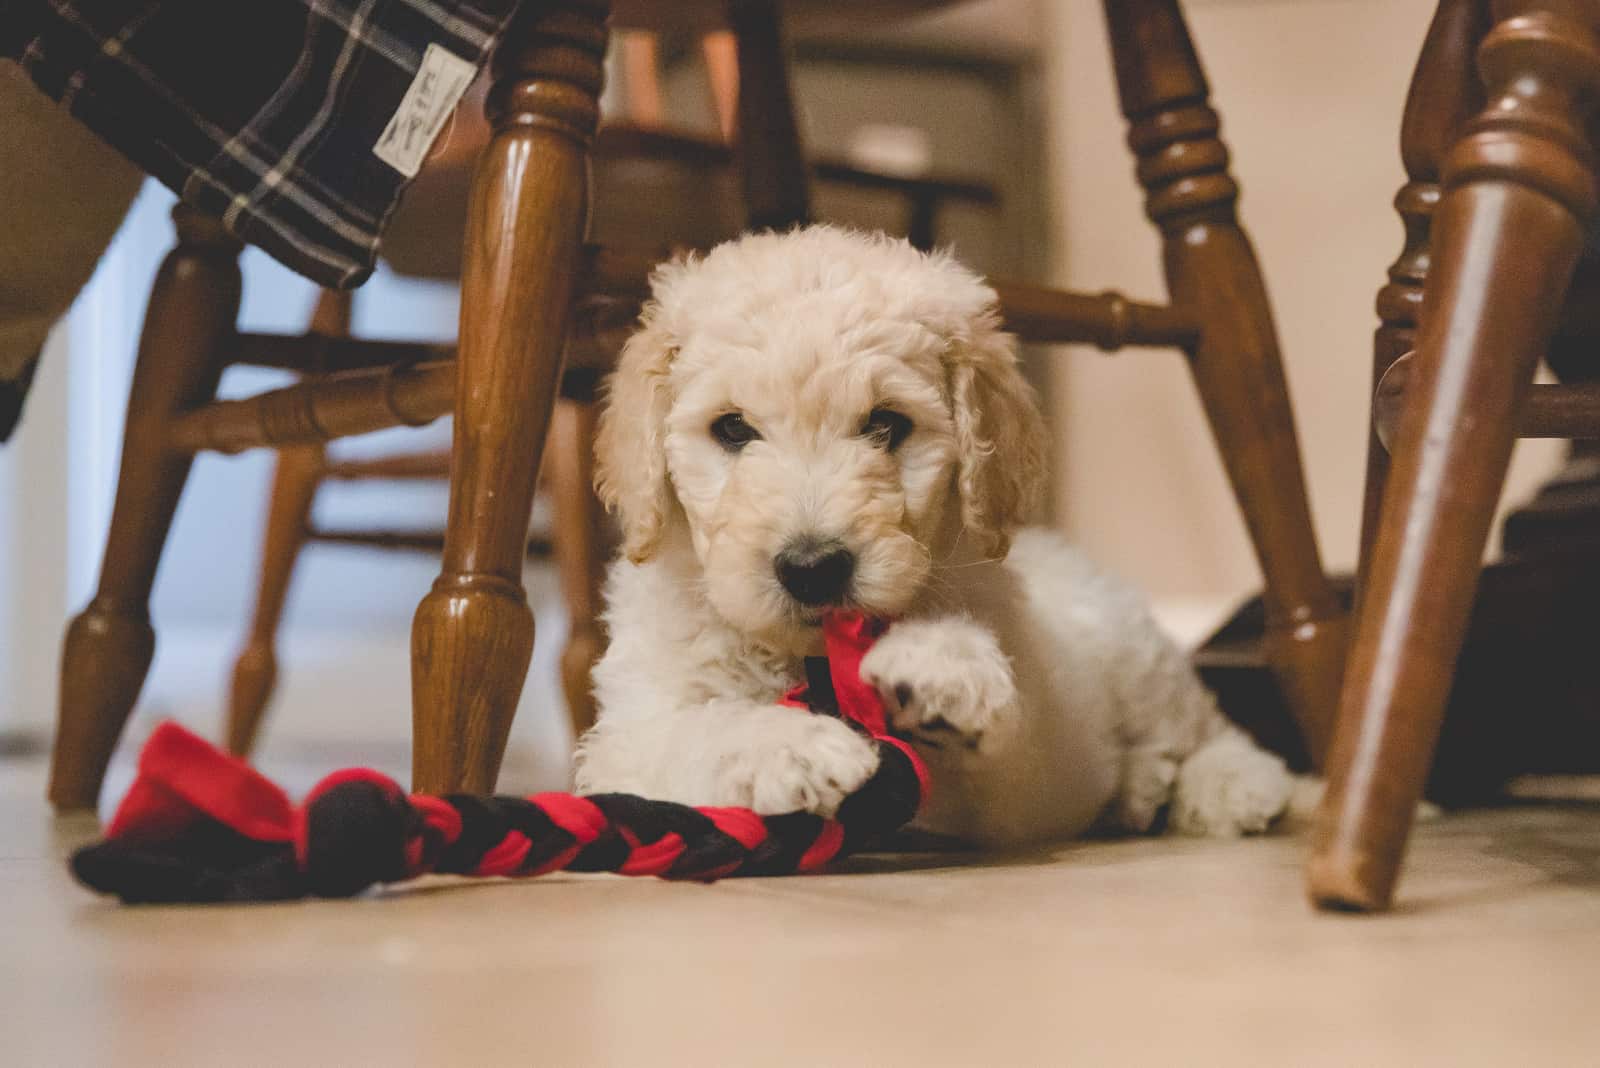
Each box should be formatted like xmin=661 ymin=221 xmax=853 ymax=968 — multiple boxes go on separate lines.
xmin=574 ymin=226 xmax=1294 ymax=846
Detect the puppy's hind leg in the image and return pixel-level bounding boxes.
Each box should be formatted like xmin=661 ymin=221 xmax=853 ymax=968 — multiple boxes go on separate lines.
xmin=1110 ymin=741 xmax=1182 ymax=835
xmin=1171 ymin=726 xmax=1295 ymax=836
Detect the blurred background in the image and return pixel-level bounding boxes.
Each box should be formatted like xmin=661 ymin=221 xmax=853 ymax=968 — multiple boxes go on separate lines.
xmin=0 ymin=0 xmax=1564 ymax=791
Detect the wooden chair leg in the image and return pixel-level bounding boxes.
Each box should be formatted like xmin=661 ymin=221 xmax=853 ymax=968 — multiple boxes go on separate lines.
xmin=224 ymin=290 xmax=350 ymax=756
xmin=410 ymin=1 xmax=609 ymax=794
xmin=728 ymin=0 xmax=811 ymax=230
xmin=51 ymin=205 xmax=241 ymax=810
xmin=1357 ymin=0 xmax=1490 ymax=615
xmin=549 ymin=379 xmax=607 ymax=740
xmin=1103 ymin=0 xmax=1347 ymax=762
xmin=1310 ymin=3 xmax=1600 ymax=912
xmin=701 ymin=30 xmax=740 ymax=142
xmin=226 ymin=444 xmax=324 ymax=756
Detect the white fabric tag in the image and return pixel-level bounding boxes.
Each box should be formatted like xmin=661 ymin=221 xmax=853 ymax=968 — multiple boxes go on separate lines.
xmin=374 ymin=43 xmax=476 ymax=178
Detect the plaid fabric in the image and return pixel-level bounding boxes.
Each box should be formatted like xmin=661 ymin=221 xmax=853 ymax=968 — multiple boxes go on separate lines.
xmin=2 ymin=0 xmax=525 ymax=289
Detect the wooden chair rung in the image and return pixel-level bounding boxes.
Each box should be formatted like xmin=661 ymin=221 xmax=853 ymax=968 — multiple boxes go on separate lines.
xmin=322 ymin=451 xmax=453 ymax=481
xmin=305 ymin=526 xmax=554 ymax=558
xmin=598 ymin=122 xmax=999 ymax=205
xmin=1374 ymin=353 xmax=1600 ymax=451
xmin=993 ymin=282 xmax=1197 ymax=350
xmin=226 ymin=333 xmax=453 ymax=374
xmin=169 ymin=360 xmax=456 ymax=455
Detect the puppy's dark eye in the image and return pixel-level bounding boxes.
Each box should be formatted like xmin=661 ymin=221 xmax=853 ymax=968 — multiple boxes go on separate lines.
xmin=711 ymin=412 xmax=760 ymax=450
xmin=861 ymin=408 xmax=913 ymax=451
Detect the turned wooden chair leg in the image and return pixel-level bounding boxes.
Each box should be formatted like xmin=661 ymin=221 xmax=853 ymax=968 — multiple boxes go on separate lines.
xmin=410 ymin=1 xmax=609 ymax=794
xmin=1103 ymin=0 xmax=1347 ymax=762
xmin=728 ymin=0 xmax=810 ymax=230
xmin=1357 ymin=0 xmax=1490 ymax=615
xmin=51 ymin=205 xmax=241 ymax=810
xmin=549 ymin=377 xmax=607 ymax=740
xmin=224 ymin=289 xmax=350 ymax=756
xmin=226 ymin=443 xmax=324 ymax=756
xmin=1310 ymin=2 xmax=1600 ymax=912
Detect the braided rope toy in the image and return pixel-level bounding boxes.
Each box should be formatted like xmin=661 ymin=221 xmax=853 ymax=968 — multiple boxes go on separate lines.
xmin=70 ymin=613 xmax=930 ymax=904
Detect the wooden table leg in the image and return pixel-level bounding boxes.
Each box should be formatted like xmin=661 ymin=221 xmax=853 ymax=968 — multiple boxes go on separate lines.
xmin=51 ymin=206 xmax=241 ymax=809
xmin=410 ymin=1 xmax=610 ymax=794
xmin=1311 ymin=1 xmax=1600 ymax=911
xmin=1103 ymin=0 xmax=1348 ymax=762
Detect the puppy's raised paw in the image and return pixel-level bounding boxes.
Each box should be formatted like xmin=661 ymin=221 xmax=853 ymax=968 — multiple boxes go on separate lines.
xmin=727 ymin=713 xmax=881 ymax=817
xmin=860 ymin=620 xmax=1019 ymax=754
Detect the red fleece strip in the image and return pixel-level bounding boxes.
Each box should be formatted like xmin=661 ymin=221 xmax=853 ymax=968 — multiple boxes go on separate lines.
xmin=109 ymin=721 xmax=295 ymax=843
xmin=532 ymin=793 xmax=607 ymax=844
xmin=823 ymin=613 xmax=890 ymax=735
xmin=620 ymin=833 xmax=687 ymax=876
xmin=519 ymin=793 xmax=609 ymax=876
xmin=409 ymin=794 xmax=463 ymax=844
xmin=798 ymin=820 xmax=846 ymax=871
xmin=404 ymin=795 xmax=463 ymax=874
xmin=474 ymin=831 xmax=533 ymax=876
xmin=700 ymin=807 xmax=769 ymax=850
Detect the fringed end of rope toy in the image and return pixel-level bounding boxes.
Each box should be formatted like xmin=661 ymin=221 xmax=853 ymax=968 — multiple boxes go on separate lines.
xmin=70 ymin=613 xmax=929 ymax=904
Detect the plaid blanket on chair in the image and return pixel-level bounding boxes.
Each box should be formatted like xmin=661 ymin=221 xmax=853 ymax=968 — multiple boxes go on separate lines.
xmin=2 ymin=0 xmax=524 ymax=289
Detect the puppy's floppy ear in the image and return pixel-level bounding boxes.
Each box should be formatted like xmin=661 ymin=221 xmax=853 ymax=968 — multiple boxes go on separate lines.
xmin=947 ymin=312 xmax=1048 ymax=558
xmin=596 ymin=306 xmax=677 ymax=563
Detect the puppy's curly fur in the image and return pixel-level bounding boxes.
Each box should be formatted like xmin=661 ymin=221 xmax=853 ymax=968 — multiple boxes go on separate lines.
xmin=576 ymin=227 xmax=1292 ymax=845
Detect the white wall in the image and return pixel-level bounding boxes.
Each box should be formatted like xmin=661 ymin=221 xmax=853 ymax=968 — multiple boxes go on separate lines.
xmin=0 ymin=327 xmax=70 ymax=733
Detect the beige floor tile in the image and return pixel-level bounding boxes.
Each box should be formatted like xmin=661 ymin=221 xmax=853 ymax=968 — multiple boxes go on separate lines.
xmin=6 ymin=753 xmax=1600 ymax=1067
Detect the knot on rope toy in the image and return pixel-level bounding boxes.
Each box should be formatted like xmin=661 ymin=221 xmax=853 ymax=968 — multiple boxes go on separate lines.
xmin=70 ymin=613 xmax=929 ymax=904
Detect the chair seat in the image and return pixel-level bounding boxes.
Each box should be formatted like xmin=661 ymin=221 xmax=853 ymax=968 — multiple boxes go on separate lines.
xmin=383 ymin=118 xmax=997 ymax=281
xmin=382 ymin=120 xmax=743 ymax=281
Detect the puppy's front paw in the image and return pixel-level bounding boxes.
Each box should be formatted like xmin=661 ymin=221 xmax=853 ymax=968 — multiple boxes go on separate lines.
xmin=860 ymin=620 xmax=1019 ymax=754
xmin=731 ymin=713 xmax=881 ymax=817
xmin=1171 ymin=728 xmax=1294 ymax=836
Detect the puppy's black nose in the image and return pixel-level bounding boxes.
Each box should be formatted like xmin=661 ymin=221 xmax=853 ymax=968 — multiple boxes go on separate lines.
xmin=774 ymin=538 xmax=855 ymax=606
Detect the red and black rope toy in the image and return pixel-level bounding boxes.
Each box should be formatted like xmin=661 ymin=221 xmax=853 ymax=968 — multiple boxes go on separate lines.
xmin=71 ymin=614 xmax=930 ymax=904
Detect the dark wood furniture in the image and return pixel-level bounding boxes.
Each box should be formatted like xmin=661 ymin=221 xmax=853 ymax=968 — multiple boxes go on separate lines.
xmin=50 ymin=0 xmax=1345 ymax=813
xmin=1311 ymin=0 xmax=1600 ymax=912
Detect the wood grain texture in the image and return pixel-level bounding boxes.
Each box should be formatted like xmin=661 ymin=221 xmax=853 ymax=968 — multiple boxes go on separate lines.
xmin=322 ymin=450 xmax=452 ymax=481
xmin=51 ymin=206 xmax=241 ymax=810
xmin=166 ymin=359 xmax=455 ymax=454
xmin=1374 ymin=352 xmax=1600 ymax=446
xmin=225 ymin=290 xmax=349 ymax=758
xmin=1103 ymin=0 xmax=1347 ymax=764
xmin=993 ymin=282 xmax=1196 ymax=350
xmin=1311 ymin=0 xmax=1600 ymax=912
xmin=1359 ymin=0 xmax=1490 ymax=615
xmin=411 ymin=1 xmax=610 ymax=794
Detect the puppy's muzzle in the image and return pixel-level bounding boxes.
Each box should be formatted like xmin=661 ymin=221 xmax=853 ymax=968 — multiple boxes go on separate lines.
xmin=774 ymin=537 xmax=855 ymax=607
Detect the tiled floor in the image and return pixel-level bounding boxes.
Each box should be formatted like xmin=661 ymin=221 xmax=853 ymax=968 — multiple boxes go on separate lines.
xmin=6 ymin=753 xmax=1600 ymax=1066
